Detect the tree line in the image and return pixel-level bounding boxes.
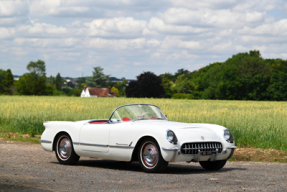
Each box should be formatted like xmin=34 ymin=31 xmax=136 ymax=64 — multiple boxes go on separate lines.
xmin=0 ymin=60 xmax=83 ymax=96
xmin=1 ymin=50 xmax=287 ymax=100
xmin=0 ymin=61 xmax=127 ymax=97
xmin=158 ymin=50 xmax=287 ymax=100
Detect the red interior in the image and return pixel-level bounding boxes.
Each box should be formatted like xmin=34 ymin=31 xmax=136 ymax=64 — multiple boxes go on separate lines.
xmin=150 ymin=116 xmax=157 ymax=119
xmin=122 ymin=117 xmax=131 ymax=121
xmin=90 ymin=120 xmax=108 ymax=124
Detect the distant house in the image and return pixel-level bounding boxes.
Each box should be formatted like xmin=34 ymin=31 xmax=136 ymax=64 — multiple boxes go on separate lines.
xmin=81 ymin=86 xmax=116 ymax=97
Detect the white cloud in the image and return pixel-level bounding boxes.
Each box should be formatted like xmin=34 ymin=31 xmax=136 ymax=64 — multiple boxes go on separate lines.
xmin=0 ymin=0 xmax=29 ymax=17
xmin=148 ymin=17 xmax=207 ymax=34
xmin=161 ymin=36 xmax=201 ymax=49
xmin=87 ymin=17 xmax=146 ymax=37
xmin=14 ymin=38 xmax=79 ymax=48
xmin=133 ymin=62 xmax=142 ymax=66
xmin=0 ymin=27 xmax=15 ymax=39
xmin=10 ymin=47 xmax=26 ymax=55
xmin=85 ymin=38 xmax=147 ymax=50
xmin=75 ymin=66 xmax=83 ymax=71
xmin=239 ymin=19 xmax=287 ymax=35
xmin=209 ymin=41 xmax=233 ymax=52
xmin=170 ymin=0 xmax=278 ymax=12
xmin=24 ymin=22 xmax=68 ymax=34
xmin=1 ymin=0 xmax=287 ymax=78
xmin=160 ymin=8 xmax=265 ymax=28
xmin=232 ymin=0 xmax=278 ymax=11
xmin=170 ymin=0 xmax=237 ymax=10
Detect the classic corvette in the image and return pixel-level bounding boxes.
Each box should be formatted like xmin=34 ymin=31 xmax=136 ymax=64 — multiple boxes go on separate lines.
xmin=40 ymin=104 xmax=236 ymax=173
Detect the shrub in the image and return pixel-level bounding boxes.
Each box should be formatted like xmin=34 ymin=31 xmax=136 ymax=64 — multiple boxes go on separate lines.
xmin=171 ymin=93 xmax=193 ymax=99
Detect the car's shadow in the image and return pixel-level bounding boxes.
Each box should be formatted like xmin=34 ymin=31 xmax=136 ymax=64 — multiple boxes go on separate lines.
xmin=51 ymin=159 xmax=246 ymax=174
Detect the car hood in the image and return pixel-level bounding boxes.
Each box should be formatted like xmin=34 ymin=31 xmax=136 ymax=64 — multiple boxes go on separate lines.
xmin=133 ymin=120 xmax=223 ymax=142
xmin=133 ymin=120 xmax=216 ymax=129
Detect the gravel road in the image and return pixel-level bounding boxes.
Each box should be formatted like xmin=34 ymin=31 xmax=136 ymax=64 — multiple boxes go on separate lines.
xmin=0 ymin=140 xmax=286 ymax=192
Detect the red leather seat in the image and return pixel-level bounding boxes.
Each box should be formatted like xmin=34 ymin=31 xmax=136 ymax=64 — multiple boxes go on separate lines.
xmin=122 ymin=117 xmax=131 ymax=121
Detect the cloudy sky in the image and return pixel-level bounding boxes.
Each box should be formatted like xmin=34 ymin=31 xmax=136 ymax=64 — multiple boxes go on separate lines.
xmin=0 ymin=0 xmax=287 ymax=79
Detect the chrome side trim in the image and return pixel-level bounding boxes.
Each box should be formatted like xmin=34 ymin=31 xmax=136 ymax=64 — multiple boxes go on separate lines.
xmin=162 ymin=147 xmax=179 ymax=151
xmin=109 ymin=145 xmax=134 ymax=149
xmin=39 ymin=139 xmax=52 ymax=144
xmin=79 ymin=142 xmax=108 ymax=147
xmin=74 ymin=142 xmax=134 ymax=149
xmin=226 ymin=146 xmax=237 ymax=149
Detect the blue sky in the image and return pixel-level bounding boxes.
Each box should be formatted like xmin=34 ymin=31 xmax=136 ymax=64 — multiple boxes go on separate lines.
xmin=0 ymin=0 xmax=287 ymax=79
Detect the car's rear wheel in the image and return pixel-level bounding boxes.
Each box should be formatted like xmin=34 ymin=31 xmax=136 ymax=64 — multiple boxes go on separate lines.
xmin=199 ymin=160 xmax=227 ymax=170
xmin=55 ymin=133 xmax=79 ymax=165
xmin=138 ymin=138 xmax=168 ymax=173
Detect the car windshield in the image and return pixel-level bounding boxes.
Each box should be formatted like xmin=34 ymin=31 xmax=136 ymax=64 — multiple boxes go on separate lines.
xmin=109 ymin=104 xmax=167 ymax=122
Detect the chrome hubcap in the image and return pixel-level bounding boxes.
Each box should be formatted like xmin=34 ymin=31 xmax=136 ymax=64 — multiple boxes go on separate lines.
xmin=58 ymin=137 xmax=71 ymax=159
xmin=142 ymin=143 xmax=158 ymax=167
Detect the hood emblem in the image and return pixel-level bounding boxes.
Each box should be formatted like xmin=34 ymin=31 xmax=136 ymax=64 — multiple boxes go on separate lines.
xmin=201 ymin=136 xmax=205 ymax=140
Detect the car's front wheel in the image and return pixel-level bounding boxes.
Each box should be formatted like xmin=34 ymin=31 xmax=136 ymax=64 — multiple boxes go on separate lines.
xmin=199 ymin=160 xmax=227 ymax=170
xmin=138 ymin=138 xmax=168 ymax=173
xmin=55 ymin=133 xmax=80 ymax=165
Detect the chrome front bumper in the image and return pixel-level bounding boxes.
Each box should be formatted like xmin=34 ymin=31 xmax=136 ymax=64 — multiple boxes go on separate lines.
xmin=162 ymin=146 xmax=237 ymax=162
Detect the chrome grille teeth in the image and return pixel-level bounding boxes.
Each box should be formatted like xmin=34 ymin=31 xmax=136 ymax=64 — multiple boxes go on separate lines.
xmin=181 ymin=142 xmax=223 ymax=154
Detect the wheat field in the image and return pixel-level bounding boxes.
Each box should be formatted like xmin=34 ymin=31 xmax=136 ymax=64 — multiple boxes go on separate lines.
xmin=0 ymin=96 xmax=286 ymax=151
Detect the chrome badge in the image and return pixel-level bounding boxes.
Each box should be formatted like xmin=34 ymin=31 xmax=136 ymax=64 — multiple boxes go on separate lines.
xmin=201 ymin=136 xmax=205 ymax=140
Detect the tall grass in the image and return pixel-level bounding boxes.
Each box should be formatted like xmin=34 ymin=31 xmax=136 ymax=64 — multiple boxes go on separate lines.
xmin=0 ymin=96 xmax=286 ymax=151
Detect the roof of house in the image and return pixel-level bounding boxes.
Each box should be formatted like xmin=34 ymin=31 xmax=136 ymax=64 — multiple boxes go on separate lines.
xmin=86 ymin=87 xmax=116 ymax=97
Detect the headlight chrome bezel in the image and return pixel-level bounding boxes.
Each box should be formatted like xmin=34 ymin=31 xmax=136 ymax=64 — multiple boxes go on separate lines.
xmin=166 ymin=129 xmax=178 ymax=144
xmin=223 ymin=129 xmax=234 ymax=143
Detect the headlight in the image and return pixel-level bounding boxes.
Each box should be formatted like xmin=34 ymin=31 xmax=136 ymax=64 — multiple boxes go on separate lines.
xmin=166 ymin=129 xmax=178 ymax=144
xmin=223 ymin=129 xmax=234 ymax=143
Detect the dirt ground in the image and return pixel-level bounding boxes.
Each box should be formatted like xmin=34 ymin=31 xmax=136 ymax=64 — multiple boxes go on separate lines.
xmin=0 ymin=141 xmax=286 ymax=192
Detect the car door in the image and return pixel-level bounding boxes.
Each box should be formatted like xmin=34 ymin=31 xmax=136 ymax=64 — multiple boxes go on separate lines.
xmin=109 ymin=121 xmax=137 ymax=148
xmin=79 ymin=123 xmax=110 ymax=153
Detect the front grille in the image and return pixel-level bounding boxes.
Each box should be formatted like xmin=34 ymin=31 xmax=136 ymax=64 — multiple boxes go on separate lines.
xmin=181 ymin=142 xmax=223 ymax=155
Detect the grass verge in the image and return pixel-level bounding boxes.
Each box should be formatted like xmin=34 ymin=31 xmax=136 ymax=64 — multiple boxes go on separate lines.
xmin=0 ymin=132 xmax=41 ymax=144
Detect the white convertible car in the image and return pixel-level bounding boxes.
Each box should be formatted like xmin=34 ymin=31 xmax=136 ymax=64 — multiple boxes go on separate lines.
xmin=40 ymin=104 xmax=236 ymax=173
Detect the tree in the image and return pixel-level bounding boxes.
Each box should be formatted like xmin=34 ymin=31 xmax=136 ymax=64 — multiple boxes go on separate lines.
xmin=0 ymin=69 xmax=6 ymax=94
xmin=5 ymin=69 xmax=13 ymax=87
xmin=174 ymin=68 xmax=190 ymax=78
xmin=111 ymin=86 xmax=120 ymax=97
xmin=267 ymin=59 xmax=287 ymax=100
xmin=125 ymin=80 xmax=140 ymax=97
xmin=171 ymin=74 xmax=195 ymax=94
xmin=15 ymin=60 xmax=47 ymax=95
xmin=67 ymin=81 xmax=75 ymax=88
xmin=55 ymin=73 xmax=62 ymax=91
xmin=161 ymin=77 xmax=173 ymax=97
xmin=27 ymin=60 xmax=46 ymax=76
xmin=5 ymin=69 xmax=14 ymax=94
xmin=86 ymin=66 xmax=110 ymax=87
xmin=125 ymin=72 xmax=166 ymax=98
xmin=72 ymin=88 xmax=81 ymax=96
xmin=0 ymin=69 xmax=14 ymax=94
xmin=48 ymin=75 xmax=55 ymax=85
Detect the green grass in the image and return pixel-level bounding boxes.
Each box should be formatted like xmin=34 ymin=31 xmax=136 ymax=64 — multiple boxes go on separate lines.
xmin=0 ymin=96 xmax=286 ymax=151
xmin=0 ymin=132 xmax=41 ymax=144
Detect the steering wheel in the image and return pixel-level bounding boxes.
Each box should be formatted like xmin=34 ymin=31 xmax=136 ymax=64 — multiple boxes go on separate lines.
xmin=141 ymin=112 xmax=154 ymax=118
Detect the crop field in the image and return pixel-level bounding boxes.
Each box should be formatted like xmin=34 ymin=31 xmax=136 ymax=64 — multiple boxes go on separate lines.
xmin=0 ymin=96 xmax=286 ymax=151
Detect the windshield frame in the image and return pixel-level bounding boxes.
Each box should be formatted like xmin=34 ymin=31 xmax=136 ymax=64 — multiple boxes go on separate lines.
xmin=108 ymin=104 xmax=168 ymax=123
